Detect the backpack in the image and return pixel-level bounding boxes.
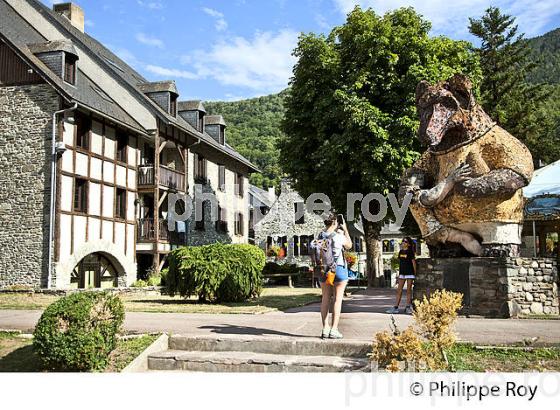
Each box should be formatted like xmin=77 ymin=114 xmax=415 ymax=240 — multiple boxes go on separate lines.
xmin=310 ymin=231 xmax=338 ymax=273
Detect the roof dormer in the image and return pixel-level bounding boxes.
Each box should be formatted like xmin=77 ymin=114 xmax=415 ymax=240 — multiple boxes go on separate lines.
xmin=138 ymin=80 xmax=179 ymax=117
xmin=204 ymin=115 xmax=226 ymax=145
xmin=178 ymin=100 xmax=206 ymax=132
xmin=28 ymin=40 xmax=79 ymax=85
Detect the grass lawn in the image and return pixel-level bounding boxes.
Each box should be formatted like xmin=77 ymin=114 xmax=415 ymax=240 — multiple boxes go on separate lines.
xmin=0 ymin=331 xmax=158 ymax=372
xmin=447 ymin=344 xmax=560 ymax=372
xmin=0 ymin=286 xmax=324 ymax=314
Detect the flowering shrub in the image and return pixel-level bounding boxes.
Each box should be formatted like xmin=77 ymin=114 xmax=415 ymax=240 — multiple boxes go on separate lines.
xmin=345 ymin=252 xmax=358 ymax=268
xmin=267 ymin=245 xmax=281 ymax=257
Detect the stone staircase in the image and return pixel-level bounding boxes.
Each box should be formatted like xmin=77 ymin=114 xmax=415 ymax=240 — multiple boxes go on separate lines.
xmin=148 ymin=334 xmax=372 ymax=372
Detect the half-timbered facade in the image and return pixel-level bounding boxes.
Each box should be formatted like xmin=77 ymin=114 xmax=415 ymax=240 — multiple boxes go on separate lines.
xmin=0 ymin=0 xmax=257 ymax=289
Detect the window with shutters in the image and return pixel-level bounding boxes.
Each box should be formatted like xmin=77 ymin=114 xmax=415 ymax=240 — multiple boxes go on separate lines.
xmin=170 ymin=95 xmax=177 ymax=117
xmin=116 ymin=130 xmax=128 ymax=163
xmin=116 ymin=188 xmax=126 ymax=220
xmin=198 ymin=112 xmax=205 ymax=132
xmin=235 ymin=173 xmax=244 ymax=197
xmin=75 ymin=115 xmax=91 ymax=150
xmin=193 ymin=153 xmax=207 ymax=183
xmin=234 ymin=212 xmax=244 ymax=236
xmin=218 ymin=165 xmax=226 ymax=191
xmin=73 ymin=178 xmax=88 ymax=213
xmin=216 ymin=205 xmax=228 ymax=233
xmin=64 ymin=54 xmax=77 ymax=85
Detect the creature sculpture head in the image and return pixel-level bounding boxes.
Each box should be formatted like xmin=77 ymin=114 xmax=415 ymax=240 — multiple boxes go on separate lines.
xmin=415 ymin=74 xmax=492 ymax=150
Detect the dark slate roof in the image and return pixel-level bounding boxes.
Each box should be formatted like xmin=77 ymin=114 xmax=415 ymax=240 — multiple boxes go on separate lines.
xmin=249 ymin=184 xmax=275 ymax=208
xmin=138 ymin=80 xmax=178 ymax=95
xmin=0 ymin=0 xmax=146 ymax=135
xmin=27 ymin=39 xmax=77 ymax=55
xmin=3 ymin=0 xmax=258 ymax=171
xmin=178 ymin=100 xmax=206 ymax=112
xmin=205 ymin=115 xmax=227 ymax=126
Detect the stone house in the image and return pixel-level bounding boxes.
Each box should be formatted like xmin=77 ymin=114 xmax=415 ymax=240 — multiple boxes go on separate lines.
xmin=253 ymin=180 xmax=324 ymax=266
xmin=0 ymin=0 xmax=257 ymax=289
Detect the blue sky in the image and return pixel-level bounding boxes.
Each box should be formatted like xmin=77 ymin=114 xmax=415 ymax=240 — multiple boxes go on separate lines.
xmin=43 ymin=0 xmax=560 ymax=101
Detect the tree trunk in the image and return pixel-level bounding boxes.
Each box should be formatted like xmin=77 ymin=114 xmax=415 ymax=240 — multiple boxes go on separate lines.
xmin=363 ymin=218 xmax=382 ymax=288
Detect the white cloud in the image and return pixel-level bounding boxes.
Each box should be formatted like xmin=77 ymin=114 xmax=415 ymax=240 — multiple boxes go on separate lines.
xmin=145 ymin=65 xmax=199 ymax=80
xmin=202 ymin=7 xmax=228 ymax=32
xmin=84 ymin=19 xmax=94 ymax=28
xmin=332 ymin=0 xmax=560 ymax=37
xmin=182 ymin=29 xmax=298 ymax=93
xmin=135 ymin=32 xmax=164 ymax=48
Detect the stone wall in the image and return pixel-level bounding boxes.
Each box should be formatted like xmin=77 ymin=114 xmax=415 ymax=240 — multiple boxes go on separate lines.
xmin=254 ymin=179 xmax=325 ymax=265
xmin=415 ymin=257 xmax=559 ymax=317
xmin=0 ymin=84 xmax=59 ymax=288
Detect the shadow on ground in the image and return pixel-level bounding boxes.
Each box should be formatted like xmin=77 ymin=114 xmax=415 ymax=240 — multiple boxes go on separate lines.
xmin=284 ymin=288 xmax=398 ymax=314
xmin=127 ymin=292 xmax=322 ymax=312
xmin=0 ymin=344 xmax=42 ymax=372
xmin=198 ymin=324 xmax=308 ymax=338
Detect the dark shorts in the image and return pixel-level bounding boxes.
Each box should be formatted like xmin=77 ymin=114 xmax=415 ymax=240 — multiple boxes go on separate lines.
xmin=319 ymin=265 xmax=349 ymax=283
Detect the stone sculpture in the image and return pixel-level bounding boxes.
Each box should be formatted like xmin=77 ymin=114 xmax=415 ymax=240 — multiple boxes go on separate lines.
xmin=399 ymin=74 xmax=534 ymax=257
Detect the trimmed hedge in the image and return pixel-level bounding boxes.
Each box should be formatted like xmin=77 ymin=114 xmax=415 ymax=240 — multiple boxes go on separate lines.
xmin=167 ymin=243 xmax=265 ymax=302
xmin=33 ymin=292 xmax=124 ymax=372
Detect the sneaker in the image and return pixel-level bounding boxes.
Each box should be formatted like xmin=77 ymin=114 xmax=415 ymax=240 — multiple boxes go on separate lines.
xmin=329 ymin=328 xmax=343 ymax=339
xmin=405 ymin=305 xmax=414 ymax=314
xmin=321 ymin=327 xmax=331 ymax=339
xmin=386 ymin=306 xmax=400 ymax=314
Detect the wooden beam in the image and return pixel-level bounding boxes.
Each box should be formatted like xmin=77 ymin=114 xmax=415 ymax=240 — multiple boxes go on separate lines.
xmin=176 ymin=144 xmax=185 ymax=163
xmin=158 ymin=139 xmax=166 ymax=154
xmin=158 ymin=191 xmax=168 ymax=209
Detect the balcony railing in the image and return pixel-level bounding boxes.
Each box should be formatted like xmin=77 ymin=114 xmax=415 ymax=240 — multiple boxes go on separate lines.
xmin=138 ymin=165 xmax=185 ymax=191
xmin=137 ymin=218 xmax=187 ymax=244
xmin=160 ymin=165 xmax=185 ymax=191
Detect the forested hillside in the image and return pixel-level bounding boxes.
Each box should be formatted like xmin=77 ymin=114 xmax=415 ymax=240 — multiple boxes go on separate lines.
xmin=527 ymin=28 xmax=560 ymax=84
xmin=206 ymin=27 xmax=560 ymax=190
xmin=204 ymin=91 xmax=287 ymax=189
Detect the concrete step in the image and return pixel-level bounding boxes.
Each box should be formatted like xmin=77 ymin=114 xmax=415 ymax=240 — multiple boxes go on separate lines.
xmin=168 ymin=334 xmax=372 ymax=358
xmin=148 ymin=349 xmax=370 ymax=372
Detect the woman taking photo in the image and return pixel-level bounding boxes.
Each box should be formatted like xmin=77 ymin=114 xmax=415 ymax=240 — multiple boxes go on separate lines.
xmin=315 ymin=213 xmax=353 ymax=339
xmin=386 ymin=237 xmax=416 ymax=314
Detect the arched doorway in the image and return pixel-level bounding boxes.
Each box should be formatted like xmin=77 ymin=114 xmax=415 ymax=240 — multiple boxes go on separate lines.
xmin=70 ymin=253 xmax=120 ymax=289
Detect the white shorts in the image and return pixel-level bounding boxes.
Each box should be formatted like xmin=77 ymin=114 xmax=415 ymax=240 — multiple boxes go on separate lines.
xmin=398 ymin=275 xmax=415 ymax=280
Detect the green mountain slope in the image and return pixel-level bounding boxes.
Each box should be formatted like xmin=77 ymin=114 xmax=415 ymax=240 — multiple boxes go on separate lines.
xmin=204 ymin=91 xmax=287 ymax=189
xmin=527 ymin=28 xmax=560 ymax=84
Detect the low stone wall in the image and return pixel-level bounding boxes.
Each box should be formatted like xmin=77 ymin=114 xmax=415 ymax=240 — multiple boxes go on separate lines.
xmin=415 ymin=257 xmax=559 ymax=318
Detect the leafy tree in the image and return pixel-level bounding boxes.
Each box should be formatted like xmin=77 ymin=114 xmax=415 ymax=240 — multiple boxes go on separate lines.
xmin=279 ymin=7 xmax=480 ymax=286
xmin=469 ymin=7 xmax=559 ymax=164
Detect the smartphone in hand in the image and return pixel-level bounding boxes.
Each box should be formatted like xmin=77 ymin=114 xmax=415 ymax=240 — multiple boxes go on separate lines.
xmin=337 ymin=214 xmax=345 ymax=227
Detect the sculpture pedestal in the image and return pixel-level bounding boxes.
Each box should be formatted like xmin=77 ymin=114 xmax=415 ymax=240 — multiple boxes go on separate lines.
xmin=414 ymin=257 xmax=559 ymax=318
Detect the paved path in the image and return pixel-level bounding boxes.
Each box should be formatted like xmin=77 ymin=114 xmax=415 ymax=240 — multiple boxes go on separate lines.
xmin=1 ymin=289 xmax=559 ymax=345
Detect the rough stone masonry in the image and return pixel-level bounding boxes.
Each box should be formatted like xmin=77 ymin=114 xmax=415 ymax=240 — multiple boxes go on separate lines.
xmin=414 ymin=257 xmax=559 ymax=317
xmin=0 ymin=84 xmax=59 ymax=288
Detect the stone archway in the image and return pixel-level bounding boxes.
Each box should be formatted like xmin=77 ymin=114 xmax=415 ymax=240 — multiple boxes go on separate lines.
xmin=54 ymin=240 xmax=136 ymax=289
xmin=71 ymin=252 xmax=120 ymax=289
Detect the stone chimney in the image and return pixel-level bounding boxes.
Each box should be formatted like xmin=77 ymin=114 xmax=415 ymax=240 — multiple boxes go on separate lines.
xmin=53 ymin=3 xmax=85 ymax=32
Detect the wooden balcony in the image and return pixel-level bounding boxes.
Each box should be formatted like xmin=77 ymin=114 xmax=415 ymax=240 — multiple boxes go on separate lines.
xmin=138 ymin=165 xmax=186 ymax=191
xmin=137 ymin=218 xmax=187 ymax=244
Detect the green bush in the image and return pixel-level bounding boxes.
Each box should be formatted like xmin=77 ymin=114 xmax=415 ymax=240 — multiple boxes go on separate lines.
xmin=262 ymin=262 xmax=300 ymax=275
xmin=131 ymin=279 xmax=148 ymax=288
xmin=33 ymin=292 xmax=124 ymax=372
xmin=167 ymin=243 xmax=265 ymax=302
